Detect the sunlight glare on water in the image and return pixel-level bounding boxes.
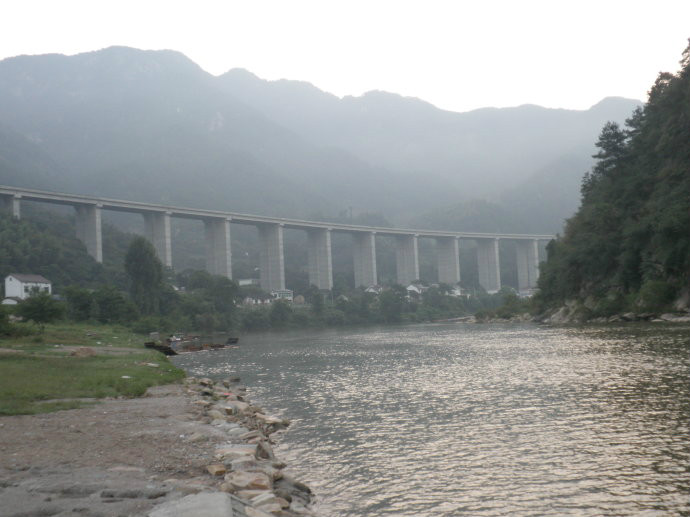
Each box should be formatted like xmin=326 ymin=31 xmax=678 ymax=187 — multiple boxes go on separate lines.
xmin=173 ymin=323 xmax=690 ymax=516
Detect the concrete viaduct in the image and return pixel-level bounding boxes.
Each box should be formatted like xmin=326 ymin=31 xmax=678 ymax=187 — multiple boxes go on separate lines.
xmin=0 ymin=186 xmax=554 ymax=294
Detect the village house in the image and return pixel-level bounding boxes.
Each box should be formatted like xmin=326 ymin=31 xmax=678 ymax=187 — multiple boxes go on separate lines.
xmin=3 ymin=274 xmax=52 ymax=305
xmin=271 ymin=289 xmax=294 ymax=303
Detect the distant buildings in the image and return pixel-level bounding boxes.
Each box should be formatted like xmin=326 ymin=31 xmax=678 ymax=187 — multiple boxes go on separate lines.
xmin=3 ymin=274 xmax=52 ymax=305
xmin=271 ymin=289 xmax=294 ymax=303
xmin=238 ymin=278 xmax=261 ymax=287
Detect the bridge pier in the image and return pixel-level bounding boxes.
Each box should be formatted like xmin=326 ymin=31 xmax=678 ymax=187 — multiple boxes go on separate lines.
xmin=144 ymin=211 xmax=172 ymax=268
xmin=395 ymin=234 xmax=419 ymax=285
xmin=258 ymin=223 xmax=285 ymax=291
xmin=204 ymin=218 xmax=232 ymax=278
xmin=307 ymin=228 xmax=333 ymax=290
xmin=516 ymin=239 xmax=540 ymax=293
xmin=436 ymin=237 xmax=461 ymax=285
xmin=1 ymin=194 xmax=21 ymax=219
xmin=353 ymin=232 xmax=377 ymax=287
xmin=74 ymin=204 xmax=103 ymax=263
xmin=477 ymin=238 xmax=500 ymax=293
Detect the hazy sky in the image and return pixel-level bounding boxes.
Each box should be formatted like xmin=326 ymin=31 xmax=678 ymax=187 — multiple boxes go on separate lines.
xmin=1 ymin=0 xmax=689 ymax=113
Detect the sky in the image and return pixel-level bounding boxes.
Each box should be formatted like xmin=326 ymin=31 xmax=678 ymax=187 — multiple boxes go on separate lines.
xmin=1 ymin=0 xmax=689 ymax=113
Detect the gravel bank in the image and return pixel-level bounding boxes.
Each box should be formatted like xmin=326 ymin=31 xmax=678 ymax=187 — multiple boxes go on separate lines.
xmin=0 ymin=379 xmax=316 ymax=517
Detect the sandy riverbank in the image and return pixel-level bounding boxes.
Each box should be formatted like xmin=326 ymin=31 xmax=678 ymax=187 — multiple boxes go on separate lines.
xmin=0 ymin=379 xmax=316 ymax=517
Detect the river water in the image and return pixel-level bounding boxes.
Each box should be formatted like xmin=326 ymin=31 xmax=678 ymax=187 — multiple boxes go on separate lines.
xmin=172 ymin=323 xmax=690 ymax=516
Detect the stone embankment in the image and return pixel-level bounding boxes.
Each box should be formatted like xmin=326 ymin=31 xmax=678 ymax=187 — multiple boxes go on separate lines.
xmin=0 ymin=378 xmax=316 ymax=517
xmin=173 ymin=375 xmax=316 ymax=517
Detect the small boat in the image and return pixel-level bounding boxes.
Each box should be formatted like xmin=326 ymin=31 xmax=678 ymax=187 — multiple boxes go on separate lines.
xmin=226 ymin=337 xmax=239 ymax=344
xmin=144 ymin=341 xmax=178 ymax=356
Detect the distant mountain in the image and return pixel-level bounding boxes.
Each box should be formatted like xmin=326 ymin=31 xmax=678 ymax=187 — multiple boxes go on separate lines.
xmin=0 ymin=46 xmax=641 ymax=231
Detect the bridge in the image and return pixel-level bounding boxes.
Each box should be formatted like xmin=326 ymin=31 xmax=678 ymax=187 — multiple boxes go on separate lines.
xmin=0 ymin=186 xmax=554 ymax=294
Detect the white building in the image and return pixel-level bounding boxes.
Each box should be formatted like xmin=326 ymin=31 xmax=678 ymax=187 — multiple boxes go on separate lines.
xmin=3 ymin=274 xmax=52 ymax=304
xmin=271 ymin=289 xmax=294 ymax=302
xmin=238 ymin=278 xmax=261 ymax=287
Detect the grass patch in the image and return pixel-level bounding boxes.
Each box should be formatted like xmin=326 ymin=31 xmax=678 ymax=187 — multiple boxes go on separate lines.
xmin=0 ymin=323 xmax=185 ymax=415
xmin=2 ymin=322 xmax=144 ymax=351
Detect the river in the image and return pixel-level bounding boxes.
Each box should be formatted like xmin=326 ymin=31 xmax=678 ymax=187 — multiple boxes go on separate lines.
xmin=172 ymin=322 xmax=690 ymax=516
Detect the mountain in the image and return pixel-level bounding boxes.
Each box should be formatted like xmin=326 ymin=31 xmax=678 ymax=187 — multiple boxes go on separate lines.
xmin=0 ymin=46 xmax=641 ymax=230
xmin=218 ymin=69 xmax=640 ymax=214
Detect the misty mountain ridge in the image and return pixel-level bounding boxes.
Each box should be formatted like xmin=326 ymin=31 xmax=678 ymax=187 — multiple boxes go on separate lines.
xmin=0 ymin=46 xmax=641 ymax=232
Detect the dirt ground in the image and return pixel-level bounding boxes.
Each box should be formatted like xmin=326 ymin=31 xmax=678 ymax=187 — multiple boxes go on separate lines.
xmin=0 ymin=384 xmax=231 ymax=517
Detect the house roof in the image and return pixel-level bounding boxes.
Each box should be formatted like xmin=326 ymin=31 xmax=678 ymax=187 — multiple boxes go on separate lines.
xmin=7 ymin=274 xmax=51 ymax=284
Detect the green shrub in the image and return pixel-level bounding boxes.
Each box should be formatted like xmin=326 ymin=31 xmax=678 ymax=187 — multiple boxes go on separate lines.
xmin=131 ymin=316 xmax=160 ymax=334
xmin=637 ymin=280 xmax=677 ymax=312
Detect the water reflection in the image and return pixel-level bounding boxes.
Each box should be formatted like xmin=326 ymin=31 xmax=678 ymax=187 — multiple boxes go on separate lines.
xmin=173 ymin=323 xmax=690 ymax=516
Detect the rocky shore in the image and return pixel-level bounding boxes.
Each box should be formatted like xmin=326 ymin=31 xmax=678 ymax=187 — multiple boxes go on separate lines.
xmin=0 ymin=377 xmax=317 ymax=517
xmin=475 ymin=309 xmax=690 ymax=325
xmin=179 ymin=376 xmax=316 ymax=517
xmin=537 ymin=303 xmax=690 ymax=325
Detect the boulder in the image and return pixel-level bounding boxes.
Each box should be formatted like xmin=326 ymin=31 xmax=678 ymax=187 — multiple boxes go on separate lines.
xmin=275 ymin=497 xmax=290 ymax=509
xmin=149 ymin=492 xmax=240 ymax=517
xmin=253 ymin=502 xmax=282 ymax=514
xmin=185 ymin=432 xmax=207 ymax=443
xmin=224 ymin=471 xmax=272 ymax=490
xmin=224 ymin=401 xmax=250 ymax=414
xmin=236 ymin=489 xmax=270 ymax=500
xmin=660 ymin=313 xmax=690 ymax=322
xmin=251 ymin=492 xmax=277 ymax=506
xmin=215 ymin=443 xmax=258 ymax=461
xmin=206 ymin=464 xmax=226 ymax=476
xmin=273 ymin=488 xmax=292 ymax=502
xmin=547 ymin=306 xmax=570 ymax=324
xmin=255 ymin=413 xmax=288 ymax=426
xmin=229 ymin=456 xmax=261 ymax=471
xmin=199 ymin=378 xmax=214 ymax=386
xmin=256 ymin=441 xmax=276 ymax=461
xmin=227 ymin=427 xmax=251 ymax=438
xmin=245 ymin=508 xmax=273 ymax=517
xmin=289 ymin=500 xmax=313 ymax=515
xmin=208 ymin=409 xmax=226 ymax=421
xmin=278 ymin=475 xmax=312 ymax=495
xmin=240 ymin=430 xmax=265 ymax=441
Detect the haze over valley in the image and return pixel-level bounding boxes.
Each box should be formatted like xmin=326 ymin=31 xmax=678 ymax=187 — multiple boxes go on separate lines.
xmin=0 ymin=46 xmax=641 ymax=234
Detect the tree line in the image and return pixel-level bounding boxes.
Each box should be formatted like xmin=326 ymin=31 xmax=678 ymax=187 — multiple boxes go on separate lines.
xmin=534 ymin=42 xmax=690 ymax=317
xmin=2 ymin=216 xmax=512 ymax=335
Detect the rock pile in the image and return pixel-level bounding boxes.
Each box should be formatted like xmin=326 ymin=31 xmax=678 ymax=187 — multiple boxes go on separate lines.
xmin=184 ymin=376 xmax=315 ymax=517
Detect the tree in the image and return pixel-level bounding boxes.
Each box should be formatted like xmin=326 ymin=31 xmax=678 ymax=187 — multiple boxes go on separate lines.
xmin=269 ymin=300 xmax=292 ymax=327
xmin=63 ymin=286 xmax=96 ymax=321
xmin=124 ymin=236 xmax=163 ymax=315
xmin=537 ymin=40 xmax=690 ymax=313
xmin=311 ymin=291 xmax=324 ymax=315
xmin=16 ymin=291 xmax=64 ymax=330
xmin=93 ymin=285 xmax=138 ymax=324
xmin=581 ymin=122 xmax=627 ymax=199
xmin=0 ymin=306 xmax=13 ymax=336
xmin=378 ymin=289 xmax=403 ymax=323
xmin=208 ymin=276 xmax=240 ymax=314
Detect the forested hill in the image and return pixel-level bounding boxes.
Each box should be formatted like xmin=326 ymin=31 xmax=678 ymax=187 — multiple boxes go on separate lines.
xmin=535 ymin=43 xmax=690 ymax=318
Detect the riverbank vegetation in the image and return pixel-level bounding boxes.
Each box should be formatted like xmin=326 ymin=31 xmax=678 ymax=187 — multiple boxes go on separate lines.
xmin=0 ymin=322 xmax=185 ymax=415
xmin=534 ymin=42 xmax=690 ymax=320
xmin=1 ymin=210 xmax=510 ymax=335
